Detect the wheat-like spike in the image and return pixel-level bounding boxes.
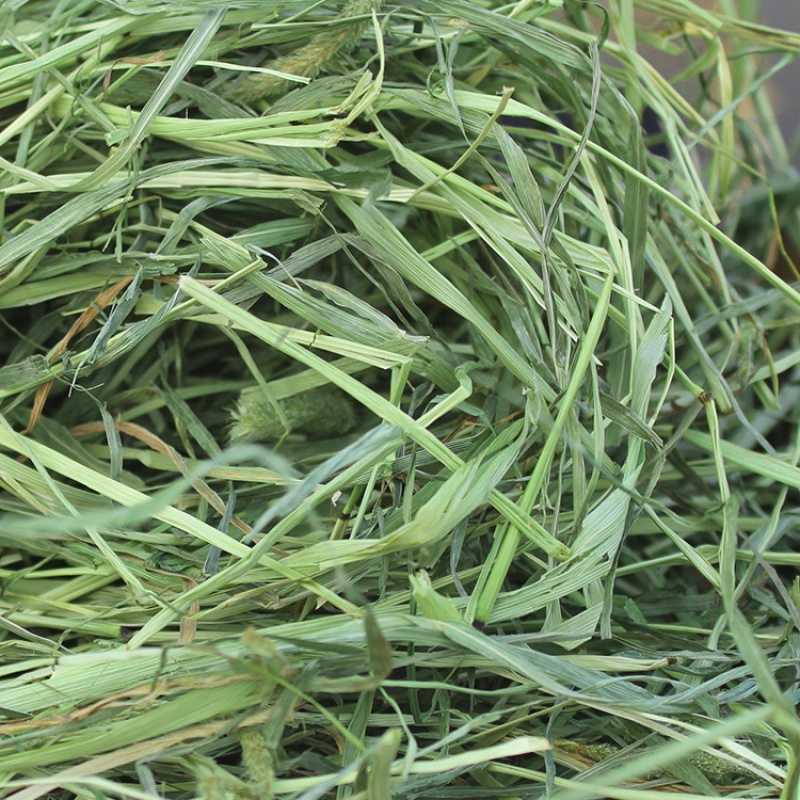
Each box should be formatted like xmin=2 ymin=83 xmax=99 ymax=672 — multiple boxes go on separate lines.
xmin=239 ymin=727 xmax=275 ymax=793
xmin=231 ymin=0 xmax=380 ymax=102
xmin=229 ymin=385 xmax=357 ymax=443
xmin=552 ymin=739 xmax=758 ymax=783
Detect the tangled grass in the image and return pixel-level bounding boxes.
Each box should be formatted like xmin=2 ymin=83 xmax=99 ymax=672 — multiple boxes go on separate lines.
xmin=0 ymin=1 xmax=799 ymax=798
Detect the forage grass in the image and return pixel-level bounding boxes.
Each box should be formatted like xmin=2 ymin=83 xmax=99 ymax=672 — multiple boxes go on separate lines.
xmin=0 ymin=1 xmax=798 ymax=798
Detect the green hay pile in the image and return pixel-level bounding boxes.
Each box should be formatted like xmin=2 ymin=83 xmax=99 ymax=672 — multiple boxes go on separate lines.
xmin=0 ymin=1 xmax=799 ymax=797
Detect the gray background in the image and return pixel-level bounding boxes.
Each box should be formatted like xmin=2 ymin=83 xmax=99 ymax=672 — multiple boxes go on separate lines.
xmin=761 ymin=0 xmax=798 ymax=152
xmin=640 ymin=2 xmax=798 ymax=161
